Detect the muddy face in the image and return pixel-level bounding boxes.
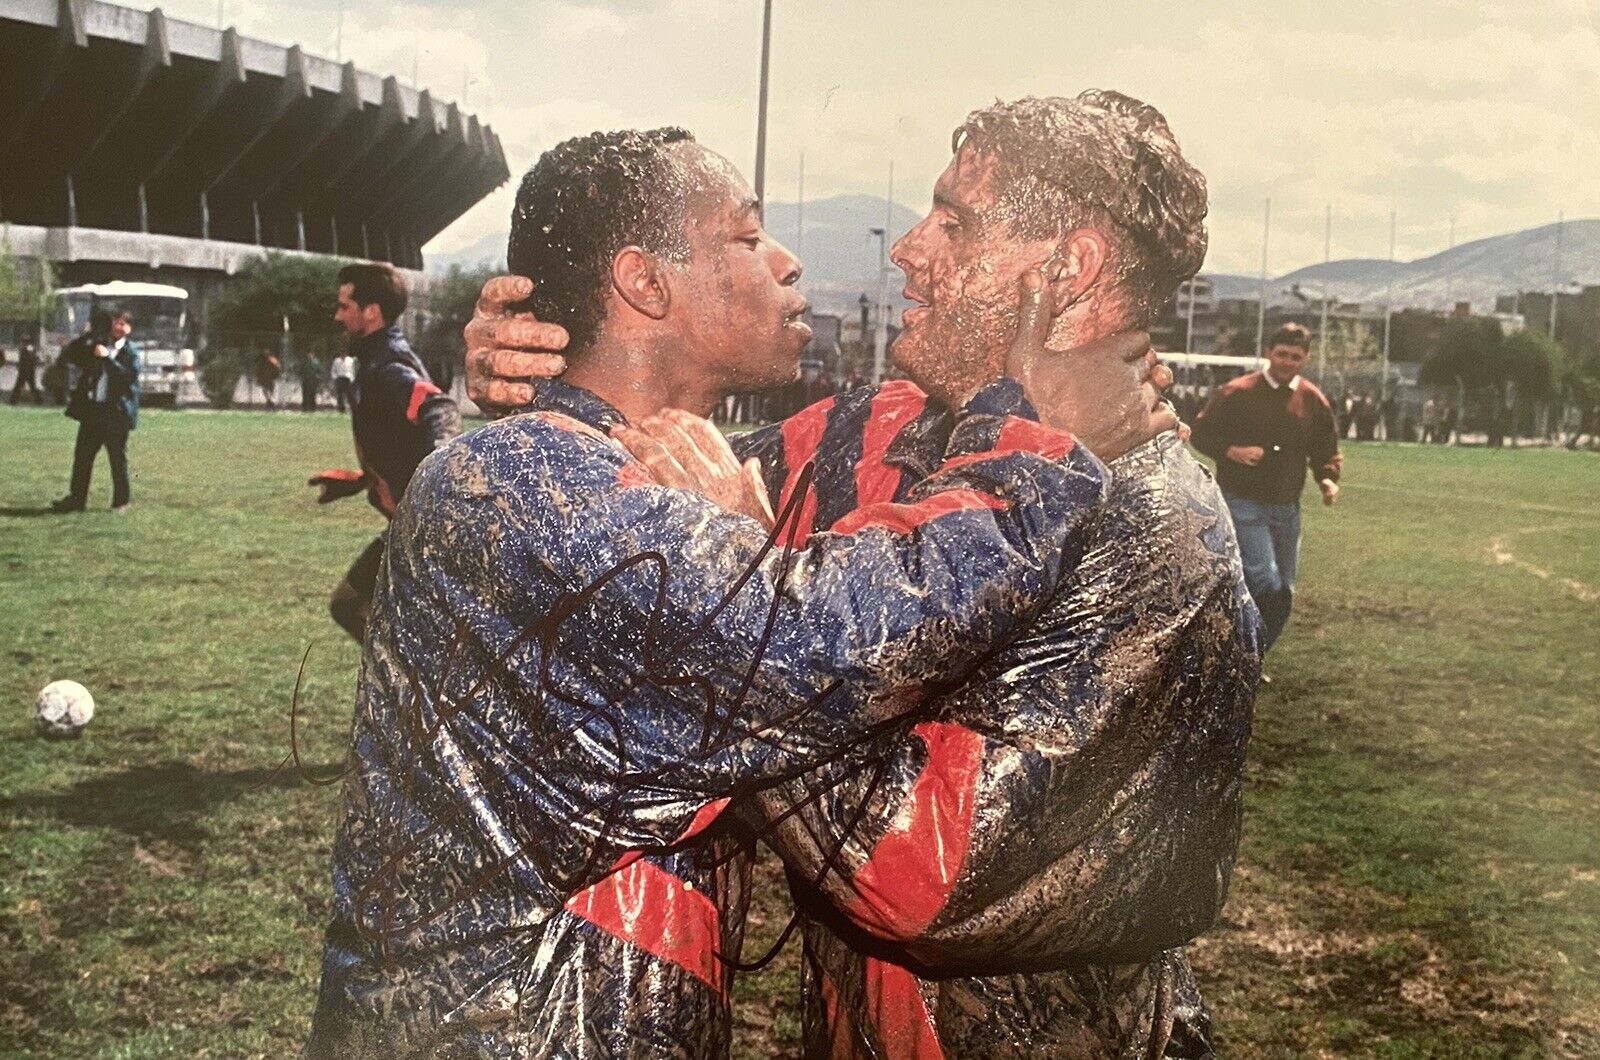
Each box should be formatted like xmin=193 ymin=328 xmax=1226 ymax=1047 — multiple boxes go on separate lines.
xmin=890 ymin=143 xmax=1056 ymax=408
xmin=668 ymin=145 xmax=810 ymax=392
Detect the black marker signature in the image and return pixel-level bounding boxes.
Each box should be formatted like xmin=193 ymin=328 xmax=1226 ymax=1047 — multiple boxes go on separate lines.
xmin=277 ymin=459 xmax=932 ymax=978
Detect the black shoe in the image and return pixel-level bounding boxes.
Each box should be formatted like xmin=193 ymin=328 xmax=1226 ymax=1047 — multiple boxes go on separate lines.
xmin=50 ymin=497 xmax=85 ymax=513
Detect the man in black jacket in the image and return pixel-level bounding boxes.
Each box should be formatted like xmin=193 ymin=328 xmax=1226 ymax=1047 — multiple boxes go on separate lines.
xmin=52 ymin=310 xmax=139 ymax=513
xmin=311 ymin=263 xmax=460 ymax=641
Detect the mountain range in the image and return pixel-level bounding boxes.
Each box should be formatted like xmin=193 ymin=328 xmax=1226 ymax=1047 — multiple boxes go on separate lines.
xmin=1202 ymin=219 xmax=1600 ymax=312
xmin=428 ymin=203 xmax=1599 ymax=319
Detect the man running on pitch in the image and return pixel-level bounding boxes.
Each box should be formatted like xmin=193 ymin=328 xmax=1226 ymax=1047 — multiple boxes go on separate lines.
xmin=312 ymin=263 xmax=460 ymax=642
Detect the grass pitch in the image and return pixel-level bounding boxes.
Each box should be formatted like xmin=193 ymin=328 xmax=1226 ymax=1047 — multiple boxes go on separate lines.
xmin=1 ymin=405 xmax=1597 ymax=1058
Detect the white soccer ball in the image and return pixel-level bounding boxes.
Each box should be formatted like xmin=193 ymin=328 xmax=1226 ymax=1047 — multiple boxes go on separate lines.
xmin=36 ymin=680 xmax=95 ymax=738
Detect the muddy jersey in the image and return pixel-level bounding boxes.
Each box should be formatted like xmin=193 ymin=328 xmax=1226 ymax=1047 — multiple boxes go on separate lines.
xmin=734 ymin=380 xmax=1260 ymax=1059
xmin=307 ymin=378 xmax=1111 ymax=1058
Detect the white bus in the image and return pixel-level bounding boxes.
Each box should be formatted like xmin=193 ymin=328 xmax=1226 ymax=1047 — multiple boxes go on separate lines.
xmin=44 ymin=282 xmax=196 ymax=405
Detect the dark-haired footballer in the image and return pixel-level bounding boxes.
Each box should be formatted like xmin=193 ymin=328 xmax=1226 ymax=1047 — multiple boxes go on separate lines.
xmin=311 ymin=262 xmax=461 ymax=642
xmin=306 ymin=127 xmax=1169 ymax=1058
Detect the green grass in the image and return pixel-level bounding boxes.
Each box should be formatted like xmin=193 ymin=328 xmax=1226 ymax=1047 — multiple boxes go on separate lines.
xmin=1 ymin=406 xmax=1597 ymax=1057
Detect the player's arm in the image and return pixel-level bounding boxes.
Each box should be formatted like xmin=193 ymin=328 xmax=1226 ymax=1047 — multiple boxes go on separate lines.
xmin=1310 ymin=393 xmax=1343 ymax=504
xmin=361 ymin=364 xmax=458 ymax=509
xmin=767 ymin=604 xmax=1246 ymax=975
xmin=1186 ymin=387 xmax=1234 ymax=462
xmin=414 ymin=383 xmax=462 ymax=449
xmin=104 ymin=343 xmax=139 ymax=385
xmin=396 ymin=384 xmax=1109 ymax=869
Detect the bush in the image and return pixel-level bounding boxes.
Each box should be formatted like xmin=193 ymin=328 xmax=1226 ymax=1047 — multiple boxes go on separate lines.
xmin=199 ymin=348 xmax=247 ymax=409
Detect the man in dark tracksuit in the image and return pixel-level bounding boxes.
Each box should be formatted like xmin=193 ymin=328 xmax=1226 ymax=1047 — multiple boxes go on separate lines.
xmin=52 ymin=310 xmax=140 ymax=513
xmin=313 ymin=263 xmax=460 ymax=641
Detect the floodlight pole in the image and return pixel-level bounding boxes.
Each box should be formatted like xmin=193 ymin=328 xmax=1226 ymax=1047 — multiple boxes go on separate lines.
xmin=869 ymin=227 xmax=889 ymax=385
xmin=1184 ymin=277 xmax=1196 ymax=355
xmin=872 ymin=162 xmax=893 ymax=383
xmin=753 ymin=0 xmax=773 ymax=218
xmin=1254 ymin=197 xmax=1270 ymax=359
xmin=1381 ymin=209 xmax=1395 ymax=404
xmin=796 ymin=151 xmax=804 ymax=261
xmin=1550 ymin=211 xmax=1564 ymax=339
xmin=1319 ymin=203 xmax=1331 ymax=381
xmin=1444 ymin=215 xmax=1455 ymax=308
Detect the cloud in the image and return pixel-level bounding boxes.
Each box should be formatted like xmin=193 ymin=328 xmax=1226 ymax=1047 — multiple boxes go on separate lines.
xmin=545 ymin=2 xmax=627 ymax=40
xmin=166 ymin=0 xmax=1596 ymax=275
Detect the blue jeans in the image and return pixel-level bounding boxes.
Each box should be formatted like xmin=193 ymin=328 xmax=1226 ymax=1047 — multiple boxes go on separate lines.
xmin=1223 ymin=494 xmax=1301 ymax=651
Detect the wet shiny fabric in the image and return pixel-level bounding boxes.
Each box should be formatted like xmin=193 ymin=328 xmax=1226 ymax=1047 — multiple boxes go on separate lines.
xmin=306 ymin=379 xmax=1110 ymax=1058
xmin=736 ymin=385 xmax=1260 ymax=1059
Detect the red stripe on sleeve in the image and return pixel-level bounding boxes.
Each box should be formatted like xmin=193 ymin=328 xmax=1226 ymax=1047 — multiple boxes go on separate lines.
xmin=855 ymin=381 xmax=930 ymax=506
xmin=676 ymin=797 xmax=730 ymax=842
xmin=995 ymin=415 xmax=1077 ymax=460
xmin=842 ymin=722 xmax=985 ymax=941
xmin=935 ymin=416 xmax=1079 ymax=475
xmin=864 ymin=958 xmax=946 ymax=1059
xmin=369 ymin=474 xmax=399 ymax=517
xmin=829 ymin=490 xmax=1007 ymax=538
xmin=817 ymin=966 xmax=861 ymax=1058
xmin=405 ymin=379 xmax=443 ymax=423
xmin=565 ymin=857 xmax=725 ymax=996
xmin=777 ymin=396 xmax=835 ymax=549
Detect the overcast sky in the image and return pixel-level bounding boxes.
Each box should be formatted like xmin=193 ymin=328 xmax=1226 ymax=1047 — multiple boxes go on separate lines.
xmin=157 ymin=0 xmax=1599 ymax=275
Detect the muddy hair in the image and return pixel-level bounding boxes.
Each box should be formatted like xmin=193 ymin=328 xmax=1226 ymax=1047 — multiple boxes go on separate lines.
xmin=953 ymin=91 xmax=1209 ymax=327
xmin=508 ymin=127 xmax=698 ymax=357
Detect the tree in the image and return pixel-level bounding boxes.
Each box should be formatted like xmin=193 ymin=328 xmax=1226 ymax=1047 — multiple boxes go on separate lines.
xmin=1322 ymin=318 xmax=1381 ymax=394
xmin=209 ymin=252 xmax=347 ymax=334
xmin=0 ymin=236 xmax=54 ymax=326
xmin=1501 ymin=330 xmax=1562 ymax=403
xmin=1418 ymin=317 xmax=1502 ymax=392
xmin=202 ymin=253 xmax=348 ymax=408
xmin=417 ymin=263 xmax=502 ymax=390
xmin=1418 ymin=319 xmax=1568 ymax=443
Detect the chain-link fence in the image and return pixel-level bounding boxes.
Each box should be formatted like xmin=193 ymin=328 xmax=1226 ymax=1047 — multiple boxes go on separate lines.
xmin=190 ymin=330 xmax=468 ymax=412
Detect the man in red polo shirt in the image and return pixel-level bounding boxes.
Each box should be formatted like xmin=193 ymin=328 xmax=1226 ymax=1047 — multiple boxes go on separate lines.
xmin=1191 ymin=322 xmax=1342 ymax=652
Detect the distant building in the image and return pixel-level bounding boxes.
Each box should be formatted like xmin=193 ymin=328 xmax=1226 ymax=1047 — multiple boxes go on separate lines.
xmin=837 ymin=293 xmax=898 ymax=381
xmin=1151 ymin=276 xmax=1219 ymax=353
xmin=801 ymin=309 xmax=842 ymax=374
xmin=1496 ymin=285 xmax=1600 ymax=349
